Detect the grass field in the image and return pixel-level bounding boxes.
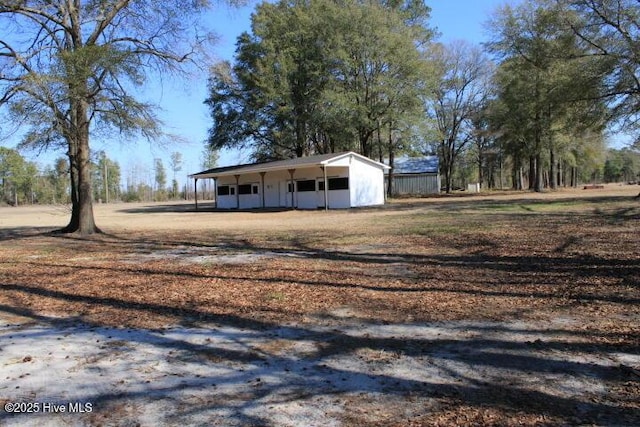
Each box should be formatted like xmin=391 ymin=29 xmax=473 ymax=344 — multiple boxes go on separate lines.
xmin=0 ymin=185 xmax=638 ymax=426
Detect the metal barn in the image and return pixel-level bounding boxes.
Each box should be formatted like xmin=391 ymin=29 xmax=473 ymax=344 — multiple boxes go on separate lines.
xmin=386 ymin=156 xmax=440 ymax=196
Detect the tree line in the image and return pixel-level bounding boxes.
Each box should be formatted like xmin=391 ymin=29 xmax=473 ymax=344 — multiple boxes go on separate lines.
xmin=0 ymin=147 xmax=221 ymax=206
xmin=206 ymin=0 xmax=640 ymax=193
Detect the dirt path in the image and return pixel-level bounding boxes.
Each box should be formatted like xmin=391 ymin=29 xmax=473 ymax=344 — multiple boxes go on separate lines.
xmin=2 ymin=311 xmax=638 ymax=426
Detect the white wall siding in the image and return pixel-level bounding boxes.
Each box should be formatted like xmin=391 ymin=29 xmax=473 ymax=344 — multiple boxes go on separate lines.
xmin=210 ymin=154 xmax=387 ymax=209
xmin=349 ymin=157 xmax=385 ymax=207
xmin=323 ymin=166 xmax=350 ymax=209
xmin=215 ymin=176 xmax=237 ymax=209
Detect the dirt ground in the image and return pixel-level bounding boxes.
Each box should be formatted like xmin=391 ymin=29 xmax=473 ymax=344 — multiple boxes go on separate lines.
xmin=0 ymin=184 xmax=639 ymax=426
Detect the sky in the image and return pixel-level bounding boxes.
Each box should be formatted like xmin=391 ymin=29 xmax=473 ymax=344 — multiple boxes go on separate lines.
xmin=3 ymin=0 xmax=518 ymax=190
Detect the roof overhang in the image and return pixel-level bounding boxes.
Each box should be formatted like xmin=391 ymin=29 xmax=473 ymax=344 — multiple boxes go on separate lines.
xmin=189 ymin=151 xmax=389 ymax=179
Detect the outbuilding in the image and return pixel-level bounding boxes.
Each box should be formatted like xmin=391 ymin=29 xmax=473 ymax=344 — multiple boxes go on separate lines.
xmin=189 ymin=151 xmax=390 ymax=210
xmin=386 ymin=155 xmax=440 ymax=196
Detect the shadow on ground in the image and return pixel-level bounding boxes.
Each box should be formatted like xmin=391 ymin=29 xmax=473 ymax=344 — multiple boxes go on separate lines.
xmin=1 ymin=192 xmax=638 ymax=425
xmin=1 ymin=299 xmax=638 ymax=426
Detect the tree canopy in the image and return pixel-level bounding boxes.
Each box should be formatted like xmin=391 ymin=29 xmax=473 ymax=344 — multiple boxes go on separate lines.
xmin=0 ymin=0 xmax=222 ymax=233
xmin=206 ymin=0 xmax=435 ymax=162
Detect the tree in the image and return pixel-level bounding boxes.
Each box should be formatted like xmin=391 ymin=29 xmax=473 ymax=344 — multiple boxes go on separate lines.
xmin=327 ymin=0 xmax=433 ymax=158
xmin=470 ymin=100 xmax=500 ymax=189
xmin=0 ymin=1 xmax=223 ymax=234
xmin=604 ymin=148 xmax=640 ymax=182
xmin=558 ymin=0 xmax=640 ymax=139
xmin=169 ymin=152 xmax=183 ymax=199
xmin=49 ymin=157 xmax=70 ymax=203
xmin=201 ymin=146 xmax=219 ymax=170
xmin=0 ymin=147 xmax=37 ymax=205
xmin=91 ymin=152 xmax=120 ymax=202
xmin=198 ymin=146 xmax=219 ymax=199
xmin=427 ymin=41 xmax=493 ymax=193
xmin=206 ymin=0 xmax=434 ymax=161
xmin=486 ymin=0 xmax=607 ymax=191
xmin=154 ymin=158 xmax=166 ymax=200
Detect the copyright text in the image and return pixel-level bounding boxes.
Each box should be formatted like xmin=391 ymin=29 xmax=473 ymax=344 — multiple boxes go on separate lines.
xmin=4 ymin=401 xmax=93 ymax=414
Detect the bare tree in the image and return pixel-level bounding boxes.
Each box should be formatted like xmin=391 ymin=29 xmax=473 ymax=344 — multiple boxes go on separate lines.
xmin=427 ymin=41 xmax=493 ymax=193
xmin=0 ymin=1 xmax=226 ymax=234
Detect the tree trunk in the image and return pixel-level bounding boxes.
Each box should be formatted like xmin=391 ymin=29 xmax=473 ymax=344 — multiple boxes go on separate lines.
xmin=77 ymin=124 xmax=98 ymax=233
xmin=529 ymin=156 xmax=536 ymax=190
xmin=534 ymin=153 xmax=543 ymax=192
xmin=549 ymin=147 xmax=557 ymax=190
xmin=387 ymin=124 xmax=395 ymax=198
xmin=558 ymin=160 xmax=564 ymax=187
xmin=61 ymin=100 xmax=99 ymax=235
xmin=441 ymin=138 xmax=455 ymax=194
xmin=60 ymin=146 xmax=80 ymax=233
xmin=477 ymin=146 xmax=484 ymax=188
xmin=511 ymin=155 xmax=520 ymax=190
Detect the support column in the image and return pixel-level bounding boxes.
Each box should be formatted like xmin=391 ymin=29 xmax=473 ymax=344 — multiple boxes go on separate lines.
xmin=234 ymin=174 xmax=240 ymax=209
xmin=213 ymin=178 xmax=217 ymax=209
xmin=288 ymin=169 xmax=296 ymax=209
xmin=259 ymin=172 xmax=266 ymax=208
xmin=322 ymin=166 xmax=328 ymax=211
xmin=194 ymin=178 xmax=198 ymax=210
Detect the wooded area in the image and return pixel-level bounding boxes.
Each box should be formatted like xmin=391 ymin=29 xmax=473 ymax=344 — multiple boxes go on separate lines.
xmin=207 ymin=0 xmax=640 ymax=192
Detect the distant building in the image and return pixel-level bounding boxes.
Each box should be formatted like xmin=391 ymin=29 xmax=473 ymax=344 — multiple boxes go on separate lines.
xmin=385 ymin=156 xmax=440 ymax=196
xmin=189 ymin=151 xmax=390 ymax=210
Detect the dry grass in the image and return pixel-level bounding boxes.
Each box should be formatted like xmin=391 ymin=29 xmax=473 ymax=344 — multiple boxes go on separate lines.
xmin=1 ymin=184 xmax=639 ymax=425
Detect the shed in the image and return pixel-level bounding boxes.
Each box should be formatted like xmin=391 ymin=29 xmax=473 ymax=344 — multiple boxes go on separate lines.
xmin=189 ymin=151 xmax=390 ymax=210
xmin=385 ymin=156 xmax=440 ymax=195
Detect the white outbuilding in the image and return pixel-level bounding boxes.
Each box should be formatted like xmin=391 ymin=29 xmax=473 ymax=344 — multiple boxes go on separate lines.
xmin=189 ymin=151 xmax=390 ymax=210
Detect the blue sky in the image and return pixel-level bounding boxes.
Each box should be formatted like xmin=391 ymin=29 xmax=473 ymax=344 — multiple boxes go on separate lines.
xmin=4 ymin=1 xmax=517 ymax=189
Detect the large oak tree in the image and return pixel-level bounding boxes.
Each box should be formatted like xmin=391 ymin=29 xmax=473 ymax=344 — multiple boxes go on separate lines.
xmin=0 ymin=0 xmax=223 ymax=234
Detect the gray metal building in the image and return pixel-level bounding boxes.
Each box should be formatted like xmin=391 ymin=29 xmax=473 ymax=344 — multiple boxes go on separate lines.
xmin=385 ymin=156 xmax=440 ymax=196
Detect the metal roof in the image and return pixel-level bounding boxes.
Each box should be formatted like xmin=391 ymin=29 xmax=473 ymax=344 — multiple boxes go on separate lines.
xmin=386 ymin=156 xmax=439 ymax=174
xmin=189 ymin=151 xmax=389 ymax=179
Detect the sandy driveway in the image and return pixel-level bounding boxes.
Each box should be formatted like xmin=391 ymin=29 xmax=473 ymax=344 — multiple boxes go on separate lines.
xmin=2 ymin=310 xmax=638 ymax=426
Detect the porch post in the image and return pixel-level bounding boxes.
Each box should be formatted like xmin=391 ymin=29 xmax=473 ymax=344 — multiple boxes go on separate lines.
xmin=288 ymin=169 xmax=296 ymax=209
xmin=213 ymin=177 xmax=217 ymax=209
xmin=260 ymin=171 xmax=266 ymax=208
xmin=234 ymin=174 xmax=240 ymax=209
xmin=194 ymin=178 xmax=198 ymax=210
xmin=322 ymin=166 xmax=328 ymax=211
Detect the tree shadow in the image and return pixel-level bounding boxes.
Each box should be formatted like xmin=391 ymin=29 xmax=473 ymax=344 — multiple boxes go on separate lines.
xmin=1 ymin=192 xmax=638 ymax=424
xmin=0 ymin=288 xmax=638 ymax=425
xmin=117 ymin=203 xmax=292 ymax=214
xmin=0 ymin=226 xmax=59 ymax=242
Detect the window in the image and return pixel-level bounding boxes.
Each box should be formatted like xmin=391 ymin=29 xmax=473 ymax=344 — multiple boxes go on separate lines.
xmin=288 ymin=182 xmax=294 ymax=193
xmin=297 ymin=180 xmax=316 ymax=192
xmin=217 ymin=185 xmax=230 ymax=196
xmin=252 ymin=184 xmax=259 ymax=194
xmin=238 ymin=184 xmax=252 ymax=195
xmin=328 ymin=177 xmax=349 ymax=190
xmin=318 ymin=181 xmax=325 ymax=191
xmin=230 ymin=187 xmax=235 ymax=195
